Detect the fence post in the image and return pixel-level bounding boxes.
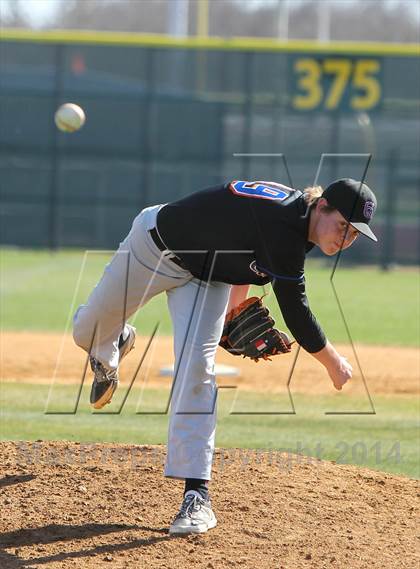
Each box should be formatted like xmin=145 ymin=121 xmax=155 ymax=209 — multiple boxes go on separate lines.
xmin=380 ymin=150 xmax=398 ymax=270
xmin=141 ymin=47 xmax=156 ymax=210
xmin=330 ymin=110 xmax=340 ymax=182
xmin=242 ymin=51 xmax=253 ymax=180
xmin=48 ymin=43 xmax=64 ymax=251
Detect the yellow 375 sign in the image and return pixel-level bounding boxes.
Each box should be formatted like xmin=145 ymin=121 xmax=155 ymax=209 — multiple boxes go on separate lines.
xmin=291 ymin=57 xmax=382 ymax=112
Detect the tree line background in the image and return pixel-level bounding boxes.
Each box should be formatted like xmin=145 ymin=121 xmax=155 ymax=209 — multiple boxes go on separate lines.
xmin=1 ymin=0 xmax=419 ymax=43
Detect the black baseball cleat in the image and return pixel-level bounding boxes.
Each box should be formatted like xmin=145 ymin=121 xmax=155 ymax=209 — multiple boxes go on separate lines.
xmin=89 ymin=325 xmax=136 ymax=409
xmin=89 ymin=358 xmax=118 ymax=409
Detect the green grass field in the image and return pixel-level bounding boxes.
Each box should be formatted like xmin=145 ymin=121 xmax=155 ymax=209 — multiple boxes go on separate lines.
xmin=1 ymin=249 xmax=419 ymax=479
xmin=1 ymin=382 xmax=418 ymax=478
xmin=1 ymin=248 xmax=419 ymax=345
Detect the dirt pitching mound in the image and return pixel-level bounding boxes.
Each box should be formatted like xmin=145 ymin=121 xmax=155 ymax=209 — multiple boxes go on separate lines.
xmin=0 ymin=441 xmax=418 ymax=569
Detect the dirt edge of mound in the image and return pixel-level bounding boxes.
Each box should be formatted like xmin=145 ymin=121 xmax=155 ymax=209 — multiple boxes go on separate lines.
xmin=0 ymin=441 xmax=418 ymax=569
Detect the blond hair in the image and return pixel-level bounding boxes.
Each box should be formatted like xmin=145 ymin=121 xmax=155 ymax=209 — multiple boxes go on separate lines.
xmin=303 ymin=185 xmax=337 ymax=213
xmin=303 ymin=185 xmax=323 ymax=207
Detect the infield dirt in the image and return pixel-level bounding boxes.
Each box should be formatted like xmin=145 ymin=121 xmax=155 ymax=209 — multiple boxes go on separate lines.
xmin=1 ymin=332 xmax=419 ymax=395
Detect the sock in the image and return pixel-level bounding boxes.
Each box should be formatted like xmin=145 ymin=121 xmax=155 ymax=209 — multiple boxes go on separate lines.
xmin=118 ymin=328 xmax=129 ymax=347
xmin=184 ymin=478 xmax=209 ymax=501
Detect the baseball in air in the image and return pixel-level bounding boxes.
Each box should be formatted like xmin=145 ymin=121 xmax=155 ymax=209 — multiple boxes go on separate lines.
xmin=55 ymin=103 xmax=86 ymax=133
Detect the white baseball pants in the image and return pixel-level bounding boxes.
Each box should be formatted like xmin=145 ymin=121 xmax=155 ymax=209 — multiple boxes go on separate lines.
xmin=73 ymin=205 xmax=231 ymax=480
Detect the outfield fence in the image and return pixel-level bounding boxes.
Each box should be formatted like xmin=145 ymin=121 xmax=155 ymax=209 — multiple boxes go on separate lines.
xmin=0 ymin=31 xmax=419 ymax=266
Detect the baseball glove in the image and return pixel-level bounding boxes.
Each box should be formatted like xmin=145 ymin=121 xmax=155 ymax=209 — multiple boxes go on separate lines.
xmin=219 ymin=296 xmax=292 ymax=362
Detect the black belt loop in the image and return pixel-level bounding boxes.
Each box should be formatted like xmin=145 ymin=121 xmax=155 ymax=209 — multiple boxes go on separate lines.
xmin=150 ymin=227 xmax=166 ymax=251
xmin=149 ymin=227 xmax=188 ymax=270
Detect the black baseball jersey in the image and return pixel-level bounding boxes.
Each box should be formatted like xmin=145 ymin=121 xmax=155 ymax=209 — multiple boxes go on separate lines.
xmin=156 ymin=181 xmax=326 ymax=353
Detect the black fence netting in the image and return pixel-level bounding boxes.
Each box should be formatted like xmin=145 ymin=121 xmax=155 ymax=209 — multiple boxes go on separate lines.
xmin=0 ymin=35 xmax=419 ymax=265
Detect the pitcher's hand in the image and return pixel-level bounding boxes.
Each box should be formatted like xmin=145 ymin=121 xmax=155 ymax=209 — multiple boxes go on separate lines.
xmin=328 ymin=356 xmax=353 ymax=391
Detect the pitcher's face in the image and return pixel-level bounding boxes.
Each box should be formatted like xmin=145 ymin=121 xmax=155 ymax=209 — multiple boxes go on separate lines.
xmin=316 ymin=208 xmax=360 ymax=256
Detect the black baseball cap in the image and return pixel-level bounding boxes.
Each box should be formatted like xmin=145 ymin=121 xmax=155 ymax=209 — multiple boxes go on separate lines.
xmin=323 ymin=178 xmax=378 ymax=242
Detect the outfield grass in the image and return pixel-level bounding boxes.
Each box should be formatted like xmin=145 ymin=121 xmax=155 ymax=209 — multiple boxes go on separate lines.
xmin=1 ymin=248 xmax=419 ymax=345
xmin=1 ymin=249 xmax=418 ymax=480
xmin=1 ymin=382 xmax=418 ymax=479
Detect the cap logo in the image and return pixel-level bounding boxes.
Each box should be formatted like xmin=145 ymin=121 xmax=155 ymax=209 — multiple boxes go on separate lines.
xmin=363 ymin=200 xmax=375 ymax=220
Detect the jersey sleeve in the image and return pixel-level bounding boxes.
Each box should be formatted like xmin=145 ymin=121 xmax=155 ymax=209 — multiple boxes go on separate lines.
xmin=272 ymin=276 xmax=327 ymax=354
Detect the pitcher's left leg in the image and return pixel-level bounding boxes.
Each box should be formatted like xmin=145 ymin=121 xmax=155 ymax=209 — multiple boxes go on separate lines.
xmin=165 ymin=278 xmax=231 ymax=535
xmin=165 ymin=279 xmax=231 ymax=481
